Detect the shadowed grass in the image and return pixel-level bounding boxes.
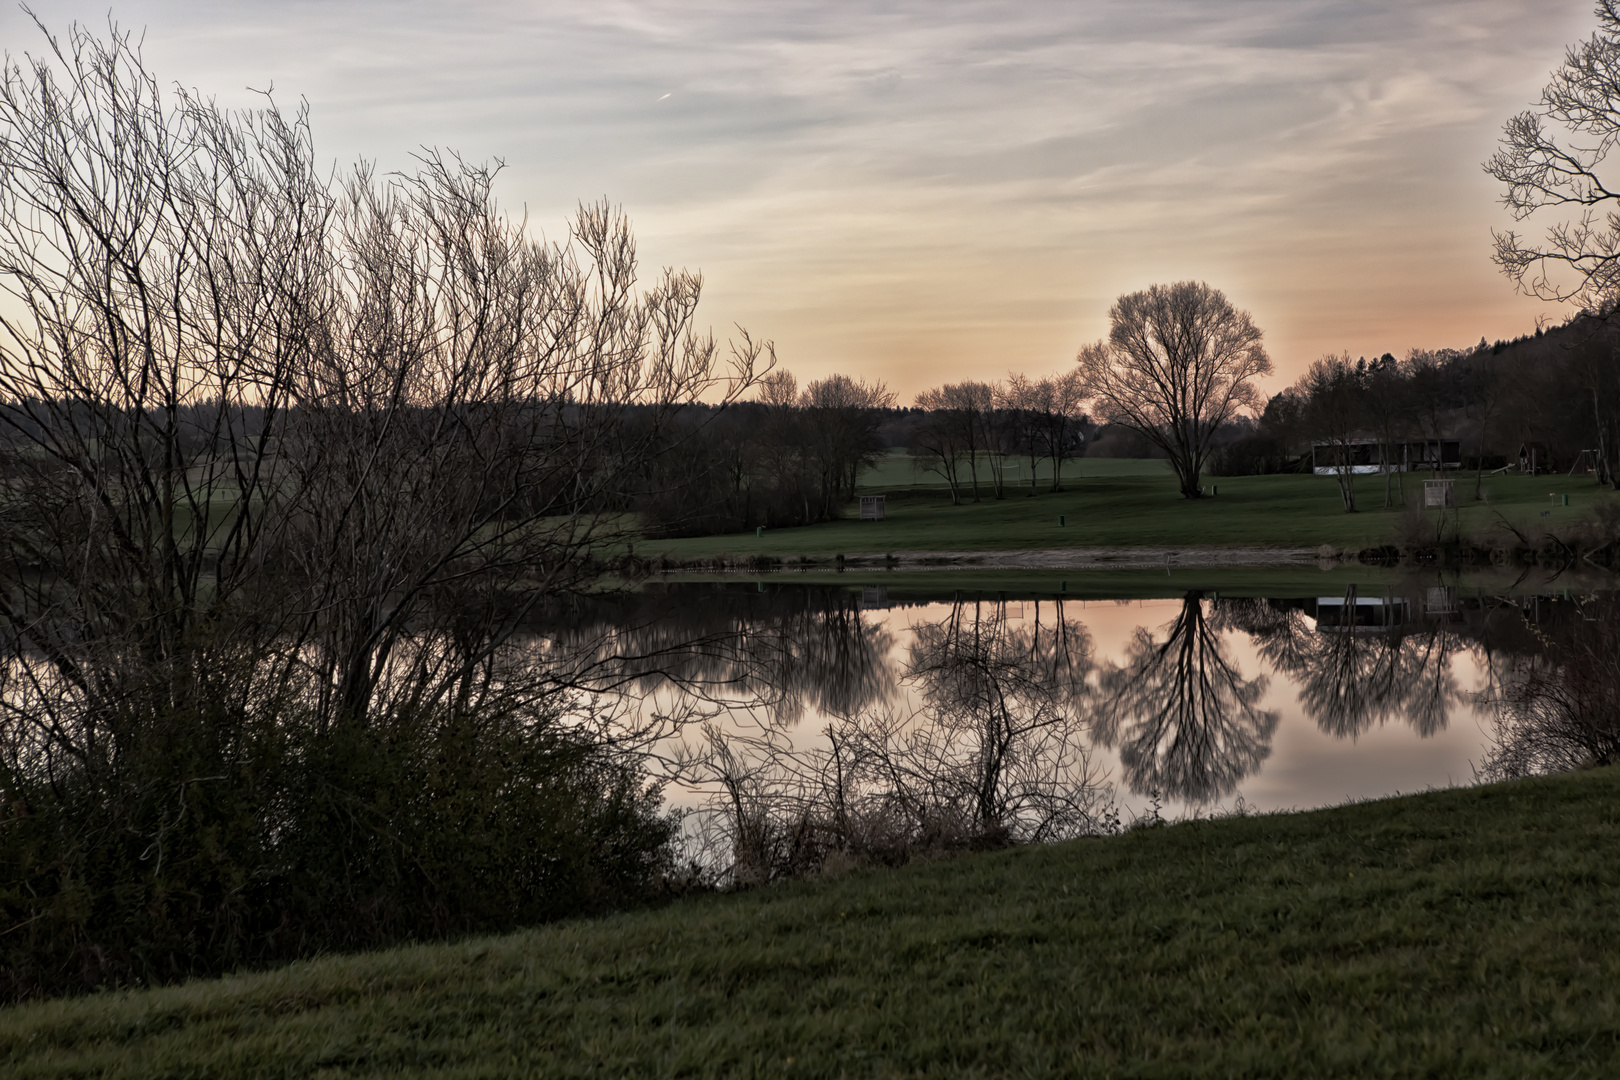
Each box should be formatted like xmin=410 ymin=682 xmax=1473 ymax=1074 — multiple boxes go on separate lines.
xmin=5 ymin=768 xmax=1620 ymax=1077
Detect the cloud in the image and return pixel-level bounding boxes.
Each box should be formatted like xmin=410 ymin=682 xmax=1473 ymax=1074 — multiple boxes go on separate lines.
xmin=0 ymin=0 xmax=1602 ymax=391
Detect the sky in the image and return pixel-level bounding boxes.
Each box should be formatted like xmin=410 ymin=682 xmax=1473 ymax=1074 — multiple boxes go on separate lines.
xmin=0 ymin=1 xmax=1604 ymax=399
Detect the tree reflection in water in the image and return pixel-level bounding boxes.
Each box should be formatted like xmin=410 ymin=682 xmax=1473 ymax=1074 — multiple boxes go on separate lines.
xmin=908 ymin=595 xmax=1091 ymax=714
xmin=899 ymin=597 xmax=1097 ymax=836
xmin=1480 ymin=594 xmax=1620 ymax=779
xmin=526 ymin=584 xmax=897 ymax=724
xmin=1093 ymin=592 xmax=1278 ymax=804
xmin=1215 ymin=589 xmax=1464 ymax=740
xmin=684 ymin=595 xmax=1108 ymax=883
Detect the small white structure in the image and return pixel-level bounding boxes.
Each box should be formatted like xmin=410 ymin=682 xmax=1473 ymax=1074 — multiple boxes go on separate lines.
xmin=1315 ymin=594 xmax=1408 ymax=634
xmin=859 ymin=495 xmax=886 ymax=521
xmin=1424 ymin=479 xmax=1455 ymax=508
xmin=1312 ymin=438 xmax=1462 ymax=476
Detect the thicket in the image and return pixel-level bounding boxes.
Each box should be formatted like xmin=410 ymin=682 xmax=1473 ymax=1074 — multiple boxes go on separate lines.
xmin=637 ymin=371 xmax=896 ymax=537
xmin=0 ymin=21 xmax=766 ymax=1000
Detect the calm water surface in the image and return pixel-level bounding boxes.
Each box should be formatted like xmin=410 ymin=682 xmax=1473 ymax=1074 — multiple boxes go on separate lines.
xmin=543 ymin=573 xmax=1607 ymax=821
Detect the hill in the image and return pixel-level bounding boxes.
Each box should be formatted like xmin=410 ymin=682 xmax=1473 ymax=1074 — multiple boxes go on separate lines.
xmin=5 ymin=769 xmax=1620 ymax=1077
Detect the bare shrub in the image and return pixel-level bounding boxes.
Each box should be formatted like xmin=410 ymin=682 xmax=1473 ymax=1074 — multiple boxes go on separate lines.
xmin=0 ymin=19 xmax=764 ymax=999
xmin=1478 ymin=600 xmax=1620 ymax=781
xmin=680 ymin=599 xmax=1111 ymax=885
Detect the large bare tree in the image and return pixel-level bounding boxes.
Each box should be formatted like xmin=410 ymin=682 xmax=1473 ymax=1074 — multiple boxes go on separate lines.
xmin=1077 ymin=281 xmax=1271 ymax=500
xmin=1486 ymin=1 xmax=1620 ymax=487
xmin=0 ymin=18 xmax=767 ymax=995
xmin=1486 ymin=0 xmax=1620 ymax=306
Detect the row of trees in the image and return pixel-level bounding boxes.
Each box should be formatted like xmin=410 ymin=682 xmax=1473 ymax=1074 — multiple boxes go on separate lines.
xmin=637 ymin=372 xmax=895 ymax=535
xmin=638 ymin=367 xmax=1102 ymax=531
xmin=1226 ymin=314 xmax=1620 ymax=513
xmin=906 ymin=282 xmax=1272 ymax=504
xmin=910 ymin=373 xmax=1088 ymax=504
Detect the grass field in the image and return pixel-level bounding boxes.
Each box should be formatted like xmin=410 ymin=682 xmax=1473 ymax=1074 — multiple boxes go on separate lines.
xmin=6 ymin=767 xmax=1619 ymax=1077
xmin=641 ymin=465 xmax=1614 ymax=561
xmin=865 ymin=449 xmax=1173 ymax=489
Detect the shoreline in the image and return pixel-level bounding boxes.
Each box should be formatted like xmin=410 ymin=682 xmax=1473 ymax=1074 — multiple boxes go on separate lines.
xmin=640 ymin=545 xmax=1327 ymax=574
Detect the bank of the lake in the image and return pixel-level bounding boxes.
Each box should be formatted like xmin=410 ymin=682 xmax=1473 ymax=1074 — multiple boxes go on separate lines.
xmin=636 ymin=469 xmax=1613 ymax=564
xmin=6 ymin=767 xmax=1619 ymax=1078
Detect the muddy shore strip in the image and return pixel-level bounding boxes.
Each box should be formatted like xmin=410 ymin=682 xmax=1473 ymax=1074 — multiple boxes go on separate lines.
xmin=650 ymin=545 xmax=1327 ymax=573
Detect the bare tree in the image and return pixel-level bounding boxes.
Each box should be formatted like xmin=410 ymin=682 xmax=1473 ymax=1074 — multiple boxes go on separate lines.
xmin=1077 ymin=281 xmax=1271 ymax=500
xmin=1485 ymin=2 xmax=1620 ymax=487
xmin=914 ymin=381 xmax=994 ymax=503
xmin=998 ymin=373 xmax=1046 ymax=496
xmin=1486 ymin=0 xmax=1620 ymax=307
xmin=1461 ymin=349 xmax=1508 ymax=499
xmin=975 ymin=380 xmax=1010 ymax=499
xmin=1361 ymin=354 xmax=1413 ymax=508
xmin=800 ymin=373 xmax=895 ymax=514
xmin=1299 ymin=354 xmax=1367 ymax=513
xmin=0 ymin=18 xmax=767 ymax=995
xmin=1036 ymin=369 xmax=1088 ymax=493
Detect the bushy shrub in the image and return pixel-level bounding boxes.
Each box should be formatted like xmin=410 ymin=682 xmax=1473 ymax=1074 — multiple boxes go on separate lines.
xmin=0 ymin=692 xmax=675 ymax=1001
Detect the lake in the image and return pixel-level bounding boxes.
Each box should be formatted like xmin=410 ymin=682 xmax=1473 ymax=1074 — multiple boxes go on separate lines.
xmin=535 ymin=569 xmax=1609 ymax=841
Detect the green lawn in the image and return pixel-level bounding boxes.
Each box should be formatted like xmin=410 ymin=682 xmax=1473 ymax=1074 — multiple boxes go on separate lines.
xmin=6 ymin=768 xmax=1620 ymax=1077
xmin=642 ymin=468 xmax=1612 ymax=560
xmin=867 ymin=449 xmax=1173 ymax=489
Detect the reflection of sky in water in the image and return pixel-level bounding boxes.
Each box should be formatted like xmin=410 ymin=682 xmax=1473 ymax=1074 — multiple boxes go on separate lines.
xmin=656 ymin=590 xmax=1494 ymax=821
xmin=1204 ymin=628 xmax=1489 ymax=816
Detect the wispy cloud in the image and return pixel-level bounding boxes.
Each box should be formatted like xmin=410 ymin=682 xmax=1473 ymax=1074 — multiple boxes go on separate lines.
xmin=1 ymin=1 xmax=1602 ymax=392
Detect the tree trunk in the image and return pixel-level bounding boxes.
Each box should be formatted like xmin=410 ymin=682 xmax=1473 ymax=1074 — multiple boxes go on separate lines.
xmin=1176 ymin=460 xmax=1201 ymax=499
xmin=1595 ymin=386 xmax=1614 ymax=486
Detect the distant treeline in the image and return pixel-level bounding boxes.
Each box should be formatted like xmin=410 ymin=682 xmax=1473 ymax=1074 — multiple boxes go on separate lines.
xmin=1221 ymin=317 xmax=1620 ymax=509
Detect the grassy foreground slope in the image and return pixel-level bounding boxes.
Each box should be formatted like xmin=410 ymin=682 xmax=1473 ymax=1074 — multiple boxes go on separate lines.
xmin=640 ymin=469 xmax=1609 ymax=561
xmin=6 ymin=770 xmax=1620 ymax=1078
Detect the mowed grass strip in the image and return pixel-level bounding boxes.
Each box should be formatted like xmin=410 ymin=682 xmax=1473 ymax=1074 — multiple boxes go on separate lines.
xmin=5 ymin=769 xmax=1620 ymax=1078
xmin=642 ymin=470 xmax=1612 ymax=560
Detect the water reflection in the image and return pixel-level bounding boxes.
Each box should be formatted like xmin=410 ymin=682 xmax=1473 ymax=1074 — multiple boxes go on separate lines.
xmin=908 ymin=596 xmax=1091 ymax=713
xmin=1219 ymin=590 xmax=1465 ymax=741
xmin=532 ymin=579 xmax=1618 ymax=820
xmin=1093 ymin=592 xmax=1278 ymax=803
xmin=525 ymin=586 xmax=896 ymax=723
xmin=854 ymin=595 xmax=1099 ymax=843
xmin=1479 ymin=594 xmax=1620 ymax=779
xmin=682 ymin=594 xmax=1105 ymax=883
